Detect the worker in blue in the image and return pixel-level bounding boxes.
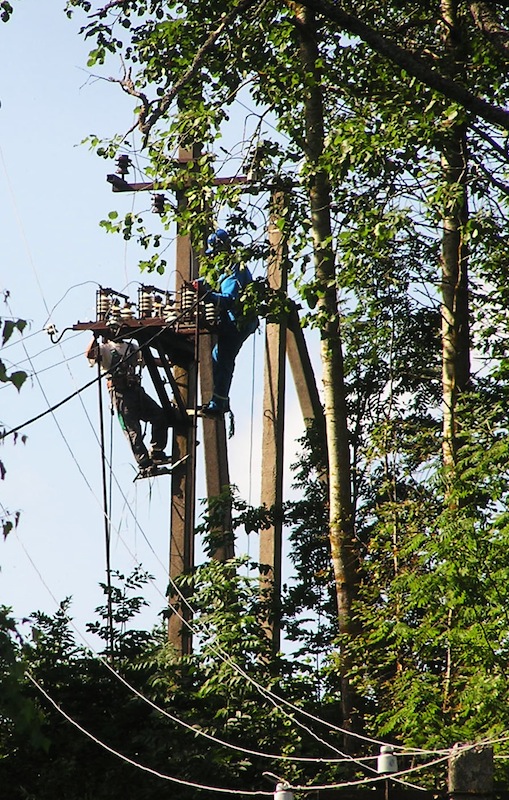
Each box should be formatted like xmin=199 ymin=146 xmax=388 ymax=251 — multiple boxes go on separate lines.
xmin=194 ymin=228 xmax=258 ymax=417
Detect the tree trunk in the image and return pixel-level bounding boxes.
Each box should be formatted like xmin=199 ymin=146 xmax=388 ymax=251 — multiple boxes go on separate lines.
xmin=440 ymin=0 xmax=471 ymax=473
xmin=291 ymin=2 xmax=359 ymax=742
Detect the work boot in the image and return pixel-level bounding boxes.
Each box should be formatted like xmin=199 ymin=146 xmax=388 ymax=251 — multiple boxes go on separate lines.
xmin=201 ymin=398 xmax=229 ymax=417
xmin=150 ymin=450 xmax=172 ymax=466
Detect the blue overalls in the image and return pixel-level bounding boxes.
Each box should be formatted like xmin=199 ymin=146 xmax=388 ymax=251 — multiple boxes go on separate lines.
xmin=203 ymin=264 xmax=258 ymax=413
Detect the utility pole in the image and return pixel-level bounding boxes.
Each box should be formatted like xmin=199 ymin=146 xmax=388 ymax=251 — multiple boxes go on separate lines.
xmin=448 ymin=744 xmax=493 ymax=800
xmin=167 ymin=144 xmax=201 ymax=655
xmin=258 ymin=187 xmax=326 ymax=651
xmin=105 ymin=148 xmax=243 ymax=650
xmin=259 ymin=190 xmax=288 ymax=653
xmin=99 ymin=160 xmax=325 ymax=655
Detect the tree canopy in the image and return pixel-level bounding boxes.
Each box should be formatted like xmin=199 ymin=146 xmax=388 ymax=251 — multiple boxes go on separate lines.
xmin=4 ymin=0 xmax=509 ymax=795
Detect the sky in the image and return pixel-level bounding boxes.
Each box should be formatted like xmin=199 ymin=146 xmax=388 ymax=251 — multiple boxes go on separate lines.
xmin=0 ymin=0 xmax=321 ymax=649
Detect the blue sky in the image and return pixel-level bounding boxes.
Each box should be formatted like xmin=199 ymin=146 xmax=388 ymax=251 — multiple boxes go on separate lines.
xmin=0 ymin=0 xmax=317 ymax=646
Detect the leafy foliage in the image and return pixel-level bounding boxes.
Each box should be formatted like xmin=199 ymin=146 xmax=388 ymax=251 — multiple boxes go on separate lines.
xmin=6 ymin=0 xmax=509 ymax=786
xmin=0 ymin=300 xmax=27 ymax=533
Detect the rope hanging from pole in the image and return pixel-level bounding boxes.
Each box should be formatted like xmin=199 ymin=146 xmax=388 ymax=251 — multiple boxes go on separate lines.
xmin=96 ymin=338 xmax=116 ymax=664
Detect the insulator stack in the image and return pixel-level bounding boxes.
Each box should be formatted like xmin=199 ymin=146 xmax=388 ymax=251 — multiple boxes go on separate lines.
xmin=107 ymin=300 xmax=122 ymax=325
xmin=164 ymin=297 xmax=178 ymax=324
xmin=180 ymin=285 xmax=196 ymax=325
xmin=96 ymin=289 xmax=111 ymax=321
xmin=120 ymin=303 xmax=135 ymax=321
xmin=138 ymin=288 xmax=154 ymax=318
xmin=152 ymin=295 xmax=163 ymax=317
xmin=204 ymin=301 xmax=218 ymax=327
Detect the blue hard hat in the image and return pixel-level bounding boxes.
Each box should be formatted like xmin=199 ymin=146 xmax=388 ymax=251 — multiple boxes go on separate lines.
xmin=205 ymin=228 xmax=231 ymax=255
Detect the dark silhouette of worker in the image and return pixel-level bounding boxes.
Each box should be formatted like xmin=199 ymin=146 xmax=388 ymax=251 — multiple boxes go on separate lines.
xmin=86 ymin=335 xmax=174 ymax=469
xmin=194 ymin=228 xmax=258 ymax=416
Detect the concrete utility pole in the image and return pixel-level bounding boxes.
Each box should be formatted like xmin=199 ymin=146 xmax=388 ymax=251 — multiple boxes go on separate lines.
xmin=167 ymin=144 xmax=201 ymax=654
xmin=448 ymin=744 xmax=493 ymax=800
xmin=199 ymin=340 xmax=233 ymax=561
xmin=259 ymin=190 xmax=289 ymax=653
xmin=259 ymin=189 xmax=326 ymax=650
xmin=100 ymin=163 xmax=325 ymax=656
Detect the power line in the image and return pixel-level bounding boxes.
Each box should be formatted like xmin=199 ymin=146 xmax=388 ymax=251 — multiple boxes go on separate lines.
xmin=0 ymin=372 xmax=101 ymax=439
xmin=24 ymin=658 xmax=467 ymax=794
xmin=14 ymin=524 xmax=448 ymax=775
xmin=13 ymin=552 xmax=456 ymax=785
xmin=26 ymin=672 xmax=272 ymax=796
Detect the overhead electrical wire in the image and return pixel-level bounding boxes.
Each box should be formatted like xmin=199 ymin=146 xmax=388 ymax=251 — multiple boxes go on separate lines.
xmin=1 ymin=334 xmax=83 ymax=369
xmin=23 ymin=586 xmax=506 ymax=794
xmin=288 ymin=752 xmax=452 ymax=792
xmin=1 ymin=370 xmax=101 ymax=439
xmin=0 ymin=344 xmax=89 ymax=391
xmin=26 ymin=672 xmax=272 ymax=797
xmin=26 ymin=661 xmax=468 ymax=795
xmin=14 ymin=524 xmax=464 ymax=789
xmin=13 ymin=531 xmax=381 ymax=768
xmin=13 ymin=523 xmax=448 ymax=783
xmin=0 ymin=324 xmax=46 ymax=350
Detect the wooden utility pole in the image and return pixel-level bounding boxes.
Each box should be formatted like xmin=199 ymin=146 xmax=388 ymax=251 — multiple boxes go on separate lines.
xmin=168 ymin=145 xmax=201 ymax=654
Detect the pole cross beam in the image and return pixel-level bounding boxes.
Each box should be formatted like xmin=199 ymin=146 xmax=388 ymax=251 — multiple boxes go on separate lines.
xmin=107 ymin=173 xmax=249 ymax=193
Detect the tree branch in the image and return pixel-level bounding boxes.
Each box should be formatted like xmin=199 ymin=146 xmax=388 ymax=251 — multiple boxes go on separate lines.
xmin=139 ymin=0 xmax=261 ymax=143
xmin=296 ymin=0 xmax=509 ymax=132
xmin=469 ymin=1 xmax=509 ymax=58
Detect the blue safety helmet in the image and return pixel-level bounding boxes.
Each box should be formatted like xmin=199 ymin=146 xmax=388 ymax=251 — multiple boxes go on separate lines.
xmin=205 ymin=228 xmax=231 ymax=255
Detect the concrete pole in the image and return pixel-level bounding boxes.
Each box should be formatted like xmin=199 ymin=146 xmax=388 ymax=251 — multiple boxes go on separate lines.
xmin=167 ymin=144 xmax=200 ymax=654
xmin=199 ymin=341 xmax=234 ymax=561
xmin=448 ymin=744 xmax=493 ymax=800
xmin=259 ymin=190 xmax=288 ymax=653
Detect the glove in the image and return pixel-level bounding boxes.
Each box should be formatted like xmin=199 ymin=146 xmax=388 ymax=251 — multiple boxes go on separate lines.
xmin=192 ymin=279 xmax=208 ymax=297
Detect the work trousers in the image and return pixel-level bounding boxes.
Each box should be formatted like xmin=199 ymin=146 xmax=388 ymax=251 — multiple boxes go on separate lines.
xmin=211 ymin=324 xmax=254 ymax=406
xmin=110 ymin=385 xmax=168 ymax=466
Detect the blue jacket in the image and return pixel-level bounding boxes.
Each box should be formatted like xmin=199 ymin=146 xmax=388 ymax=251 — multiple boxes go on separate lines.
xmin=203 ymin=264 xmax=258 ymax=335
